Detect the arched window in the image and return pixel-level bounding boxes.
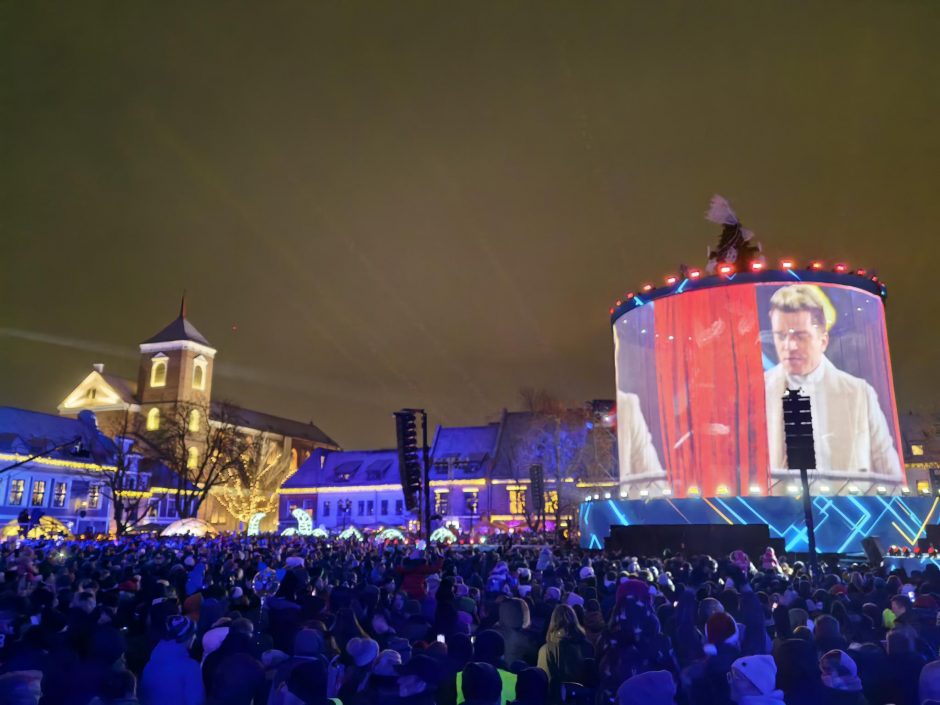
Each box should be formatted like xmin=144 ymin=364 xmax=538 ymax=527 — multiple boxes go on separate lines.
xmin=150 ymin=357 xmax=167 ymax=388
xmin=192 ymin=356 xmax=207 ymax=391
xmin=188 ymin=409 xmax=200 ymax=432
xmin=146 ymin=408 xmax=161 ymax=431
xmin=187 ymin=447 xmax=199 ymax=469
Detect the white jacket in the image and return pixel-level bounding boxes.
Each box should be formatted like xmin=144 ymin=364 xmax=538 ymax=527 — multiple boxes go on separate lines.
xmin=764 ymin=356 xmax=902 ymax=480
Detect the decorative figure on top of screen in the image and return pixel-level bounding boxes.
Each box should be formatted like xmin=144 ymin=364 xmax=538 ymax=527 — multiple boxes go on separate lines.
xmin=764 ymin=284 xmax=902 ymax=484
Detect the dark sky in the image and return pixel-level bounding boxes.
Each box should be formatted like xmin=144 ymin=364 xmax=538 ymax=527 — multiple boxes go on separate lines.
xmin=2 ymin=3 xmax=939 ymax=449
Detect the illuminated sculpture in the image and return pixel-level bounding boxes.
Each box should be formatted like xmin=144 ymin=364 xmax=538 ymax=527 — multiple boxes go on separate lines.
xmin=430 ymin=526 xmax=457 ymax=544
xmin=376 ymin=528 xmax=406 ymax=542
xmin=247 ymin=512 xmax=266 ymax=536
xmin=338 ymin=526 xmax=363 ymax=541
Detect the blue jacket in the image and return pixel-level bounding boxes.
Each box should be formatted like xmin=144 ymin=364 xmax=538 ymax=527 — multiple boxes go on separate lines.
xmin=140 ymin=640 xmax=205 ymax=705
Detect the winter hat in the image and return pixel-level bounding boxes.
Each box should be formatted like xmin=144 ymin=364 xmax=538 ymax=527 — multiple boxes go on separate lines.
xmin=616 ymin=579 xmax=650 ymax=604
xmin=820 ymin=650 xmax=863 ymax=692
xmin=579 ymin=566 xmax=595 ymax=581
xmin=231 ymin=587 xmax=244 ymax=601
xmin=704 ymin=612 xmax=738 ymax=654
xmin=388 ymin=636 xmax=412 ymax=663
xmin=566 ymin=592 xmax=585 ymax=607
xmin=347 ymin=637 xmax=379 ymax=667
xmin=457 ymin=596 xmax=477 ymax=614
xmin=616 ymin=670 xmax=676 ymax=705
xmin=731 ymin=655 xmax=779 ymax=696
xmin=202 ymin=627 xmax=229 ymax=659
xmin=462 ymin=662 xmax=503 ymax=703
xmin=544 ymin=587 xmax=561 ymax=602
xmin=165 ymin=615 xmax=196 ymax=643
xmin=293 ymin=628 xmax=325 ymax=657
xmin=373 ymin=649 xmax=402 ymax=676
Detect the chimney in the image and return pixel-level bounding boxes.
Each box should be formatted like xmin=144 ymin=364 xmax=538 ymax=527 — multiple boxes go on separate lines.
xmin=93 ymin=363 xmax=105 ymax=373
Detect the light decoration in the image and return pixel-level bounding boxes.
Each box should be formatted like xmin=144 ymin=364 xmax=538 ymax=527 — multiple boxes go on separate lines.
xmin=1 ymin=515 xmax=73 ymax=540
xmin=780 ymin=259 xmax=795 ymax=270
xmin=717 ymin=485 xmax=730 ymax=495
xmin=281 ymin=483 xmax=403 ymax=495
xmin=641 ymin=283 xmax=653 ymax=292
xmin=161 ymin=518 xmax=218 ymax=537
xmin=430 ymin=526 xmax=457 ymax=544
xmin=834 ymin=263 xmax=848 ymax=273
xmin=750 ymin=262 xmax=764 ymax=272
xmin=214 ymin=437 xmax=292 ymax=524
xmin=688 ymin=269 xmax=701 ymax=279
xmin=665 ymin=275 xmax=678 ymax=285
xmin=339 ymin=526 xmax=363 ymax=541
xmin=377 ymin=527 xmax=406 ymax=542
xmin=291 ymin=508 xmax=314 ymax=536
xmin=687 ymin=486 xmax=700 ymax=496
xmin=810 ymin=261 xmax=824 ymax=270
xmin=718 ymin=264 xmax=734 ymax=276
xmin=310 ymin=527 xmax=329 ymax=539
xmin=247 ymin=512 xmax=266 ymax=536
xmin=281 ymin=527 xmax=298 ymax=536
xmin=0 ymin=453 xmax=113 ymax=473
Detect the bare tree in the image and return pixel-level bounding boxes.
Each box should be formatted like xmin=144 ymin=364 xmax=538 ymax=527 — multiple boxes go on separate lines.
xmin=139 ymin=401 xmax=249 ymax=519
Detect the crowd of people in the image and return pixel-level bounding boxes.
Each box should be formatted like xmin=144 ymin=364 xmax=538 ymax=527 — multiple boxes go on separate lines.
xmin=1 ymin=532 xmax=940 ymax=705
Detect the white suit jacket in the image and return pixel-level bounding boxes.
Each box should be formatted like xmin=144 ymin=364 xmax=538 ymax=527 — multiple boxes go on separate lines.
xmin=764 ymin=356 xmax=902 ymax=479
xmin=616 ymin=391 xmax=666 ymax=481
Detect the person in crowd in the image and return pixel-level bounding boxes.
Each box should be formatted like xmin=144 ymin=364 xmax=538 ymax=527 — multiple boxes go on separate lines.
xmin=139 ymin=615 xmax=205 ymax=705
xmin=818 ymin=650 xmax=865 ymax=705
xmin=537 ymin=604 xmax=593 ymax=703
xmin=727 ymin=656 xmax=784 ymax=705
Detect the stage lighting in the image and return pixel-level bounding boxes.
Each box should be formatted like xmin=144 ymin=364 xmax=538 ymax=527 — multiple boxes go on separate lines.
xmin=688 ymin=486 xmax=700 ymax=495
xmin=876 ymin=485 xmax=888 ymax=495
xmin=834 ymin=263 xmax=848 ymax=273
xmin=609 ymin=307 xmax=615 ymax=315
xmin=781 ymin=259 xmax=795 ymax=269
xmin=717 ymin=485 xmax=729 ymax=495
xmin=688 ymin=269 xmax=701 ymax=279
xmin=615 ymin=299 xmax=622 ymax=306
xmin=585 ymin=495 xmax=592 ymax=502
xmin=603 ymin=492 xmax=611 ymax=499
xmin=810 ymin=261 xmax=824 ymax=270
xmin=593 ymin=494 xmax=600 ymax=500
xmin=641 ymin=283 xmax=653 ymax=292
xmin=786 ymin=484 xmax=799 ymax=494
xmin=639 ymin=489 xmax=649 ymax=498
xmin=855 ymin=269 xmax=867 ymax=276
xmin=619 ymin=490 xmax=627 ymax=498
xmin=921 ymin=486 xmax=930 ymax=495
xmin=748 ymin=484 xmax=761 ymax=495
xmin=901 ymin=487 xmax=911 ymax=494
xmin=848 ymin=485 xmax=860 ymax=494
xmin=718 ymin=264 xmax=734 ymax=276
xmin=750 ymin=262 xmax=764 ymax=272
xmin=665 ymin=275 xmax=678 ymax=285
xmin=626 ymin=292 xmax=634 ymax=299
xmin=818 ymin=484 xmax=831 ymax=494
xmin=661 ymin=488 xmax=673 ymax=496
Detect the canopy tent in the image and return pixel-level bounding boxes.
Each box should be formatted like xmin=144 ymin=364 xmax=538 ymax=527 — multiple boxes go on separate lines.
xmin=161 ymin=518 xmax=219 ymax=537
xmin=2 ymin=515 xmax=73 ymax=540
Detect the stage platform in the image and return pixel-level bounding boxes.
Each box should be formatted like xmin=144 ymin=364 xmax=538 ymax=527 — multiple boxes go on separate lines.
xmin=579 ymin=495 xmax=940 ymax=555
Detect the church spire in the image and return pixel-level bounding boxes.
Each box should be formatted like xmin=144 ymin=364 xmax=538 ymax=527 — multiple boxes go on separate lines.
xmin=179 ymin=290 xmax=187 ymax=320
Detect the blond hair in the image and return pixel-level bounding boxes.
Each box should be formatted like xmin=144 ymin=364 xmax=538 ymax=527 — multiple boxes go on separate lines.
xmin=769 ymin=285 xmax=827 ymax=329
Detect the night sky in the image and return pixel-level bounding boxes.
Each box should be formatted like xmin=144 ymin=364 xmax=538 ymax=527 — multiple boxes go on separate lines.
xmin=2 ymin=3 xmax=938 ymax=449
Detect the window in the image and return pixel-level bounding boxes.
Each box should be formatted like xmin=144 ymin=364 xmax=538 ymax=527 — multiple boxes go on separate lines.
xmin=323 ymin=501 xmax=331 ymax=517
xmin=188 ymin=409 xmax=200 ymax=432
xmin=88 ymin=485 xmax=100 ymax=509
xmin=464 ymin=491 xmax=479 ymax=515
xmin=187 ymin=447 xmax=199 ymax=469
xmin=380 ymin=499 xmax=389 ymax=516
xmin=912 ymin=444 xmax=925 ymax=456
xmin=435 ymin=491 xmax=449 ymax=516
xmin=150 ymin=357 xmax=167 ymax=387
xmin=8 ymin=479 xmax=25 ymax=506
xmin=165 ymin=498 xmax=177 ymax=517
xmin=357 ymin=500 xmax=365 ymax=516
xmin=192 ymin=357 xmax=207 ymax=390
xmin=509 ymin=488 xmax=526 ymax=515
xmin=395 ymin=499 xmax=404 ymax=515
xmin=918 ymin=481 xmax=931 ymax=494
xmin=86 ymin=388 xmax=97 ymax=400
xmin=146 ymin=408 xmax=160 ymax=431
xmin=31 ymin=480 xmax=46 ymax=506
xmin=148 ymin=500 xmax=158 ymax=517
xmin=367 ymin=500 xmax=374 ymax=516
xmin=546 ymin=490 xmax=559 ymax=514
xmin=53 ymin=482 xmax=67 ymax=508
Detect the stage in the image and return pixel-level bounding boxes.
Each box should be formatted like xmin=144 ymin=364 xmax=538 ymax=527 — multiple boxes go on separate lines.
xmin=579 ymin=495 xmax=940 ymax=555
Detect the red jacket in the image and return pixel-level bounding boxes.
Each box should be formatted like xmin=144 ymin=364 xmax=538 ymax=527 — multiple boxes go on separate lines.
xmin=397 ymin=559 xmax=443 ymax=600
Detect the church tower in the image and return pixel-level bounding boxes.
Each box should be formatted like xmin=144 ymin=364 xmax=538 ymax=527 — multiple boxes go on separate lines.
xmin=137 ymin=297 xmax=217 ymax=409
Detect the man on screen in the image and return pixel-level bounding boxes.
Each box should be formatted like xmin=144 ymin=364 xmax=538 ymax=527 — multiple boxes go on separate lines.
xmin=764 ymin=284 xmax=902 ymax=480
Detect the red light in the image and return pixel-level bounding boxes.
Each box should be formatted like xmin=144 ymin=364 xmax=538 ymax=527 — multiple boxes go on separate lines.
xmin=718 ymin=263 xmax=734 ymax=275
xmin=750 ymin=261 xmax=764 ymax=272
xmin=855 ymin=268 xmax=867 ymax=276
xmin=609 ymin=307 xmax=615 ymax=314
xmin=810 ymin=261 xmax=824 ymax=270
xmin=641 ymin=283 xmax=653 ymax=292
xmin=781 ymin=259 xmax=794 ymax=269
xmin=871 ymin=275 xmax=879 ymax=282
xmin=834 ymin=263 xmax=847 ymax=273
xmin=615 ymin=299 xmax=622 ymax=306
xmin=688 ymin=269 xmax=701 ymax=279
xmin=626 ymin=292 xmax=634 ymax=300
xmin=665 ymin=276 xmax=678 ymax=286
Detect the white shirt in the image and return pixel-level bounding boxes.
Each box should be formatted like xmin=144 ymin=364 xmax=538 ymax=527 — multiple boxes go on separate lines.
xmin=764 ymin=356 xmax=902 ymax=479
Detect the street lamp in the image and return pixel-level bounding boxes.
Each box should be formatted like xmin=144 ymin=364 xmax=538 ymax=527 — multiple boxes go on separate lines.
xmin=467 ymin=494 xmax=479 ymax=536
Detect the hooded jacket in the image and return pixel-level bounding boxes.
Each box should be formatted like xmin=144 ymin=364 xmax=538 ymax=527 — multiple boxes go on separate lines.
xmin=493 ymin=599 xmax=539 ymax=666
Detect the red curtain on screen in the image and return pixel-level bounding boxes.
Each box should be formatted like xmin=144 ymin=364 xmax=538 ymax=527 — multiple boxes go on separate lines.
xmin=654 ymin=286 xmax=769 ymax=497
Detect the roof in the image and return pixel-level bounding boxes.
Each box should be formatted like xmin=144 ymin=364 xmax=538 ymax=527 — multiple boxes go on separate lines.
xmin=430 ymin=423 xmax=500 ymax=461
xmin=282 ymin=448 xmax=399 ymax=489
xmin=212 ymin=402 xmax=338 ymax=447
xmin=141 ymin=301 xmax=212 ymax=347
xmin=99 ymin=374 xmax=138 ymax=405
xmin=0 ymin=406 xmax=111 ymax=463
